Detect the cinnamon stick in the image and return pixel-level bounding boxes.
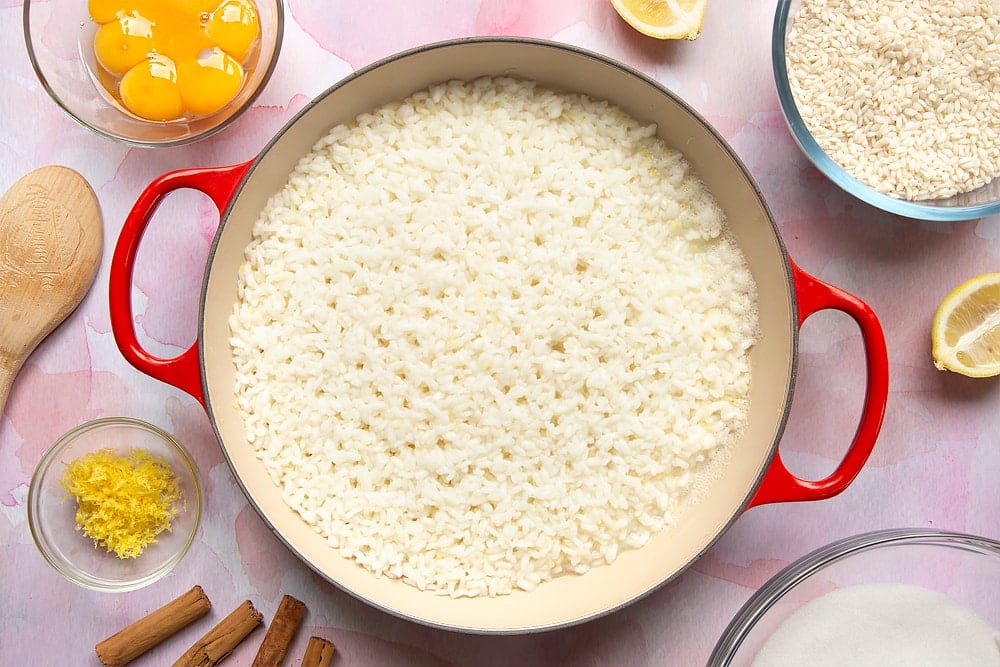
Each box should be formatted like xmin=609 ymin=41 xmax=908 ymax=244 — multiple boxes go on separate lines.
xmin=300 ymin=637 xmax=336 ymax=667
xmin=251 ymin=594 xmax=306 ymax=666
xmin=172 ymin=600 xmax=264 ymax=667
xmin=95 ymin=585 xmax=212 ymax=667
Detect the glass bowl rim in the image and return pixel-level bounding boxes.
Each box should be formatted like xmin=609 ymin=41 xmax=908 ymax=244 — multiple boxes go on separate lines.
xmin=772 ymin=0 xmax=1000 ymax=222
xmin=26 ymin=416 xmax=204 ymax=592
xmin=20 ymin=0 xmax=285 ymax=148
xmin=707 ymin=528 xmax=1000 ymax=666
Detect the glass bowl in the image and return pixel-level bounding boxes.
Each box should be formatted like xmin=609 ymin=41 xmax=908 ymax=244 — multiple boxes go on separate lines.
xmin=23 ymin=0 xmax=284 ymax=147
xmin=708 ymin=529 xmax=1000 ymax=666
xmin=773 ymin=0 xmax=1000 ymax=221
xmin=27 ymin=417 xmax=203 ymax=592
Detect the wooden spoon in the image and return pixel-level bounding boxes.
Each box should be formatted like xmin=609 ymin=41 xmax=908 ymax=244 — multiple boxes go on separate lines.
xmin=0 ymin=166 xmax=102 ymax=416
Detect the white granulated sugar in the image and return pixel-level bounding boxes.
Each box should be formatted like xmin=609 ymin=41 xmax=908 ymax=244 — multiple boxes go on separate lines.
xmin=786 ymin=0 xmax=1000 ymax=201
xmin=229 ymin=77 xmax=758 ymax=598
xmin=752 ymin=583 xmax=1000 ymax=667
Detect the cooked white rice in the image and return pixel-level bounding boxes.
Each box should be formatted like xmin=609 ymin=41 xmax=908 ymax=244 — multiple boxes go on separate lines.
xmin=785 ymin=0 xmax=1000 ymax=201
xmin=229 ymin=77 xmax=759 ymax=598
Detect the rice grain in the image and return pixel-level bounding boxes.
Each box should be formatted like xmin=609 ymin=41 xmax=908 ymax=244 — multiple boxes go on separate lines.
xmin=785 ymin=0 xmax=1000 ymax=200
xmin=229 ymin=77 xmax=759 ymax=598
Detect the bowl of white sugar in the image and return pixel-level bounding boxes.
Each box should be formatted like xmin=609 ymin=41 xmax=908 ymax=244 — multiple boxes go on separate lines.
xmin=709 ymin=529 xmax=1000 ymax=666
xmin=774 ymin=0 xmax=1000 ymax=221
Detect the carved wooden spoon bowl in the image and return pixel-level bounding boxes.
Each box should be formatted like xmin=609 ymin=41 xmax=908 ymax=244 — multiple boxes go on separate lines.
xmin=0 ymin=166 xmax=102 ymax=415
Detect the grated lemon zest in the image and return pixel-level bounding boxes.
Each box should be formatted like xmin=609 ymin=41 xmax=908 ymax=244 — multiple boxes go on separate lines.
xmin=59 ymin=448 xmax=181 ymax=559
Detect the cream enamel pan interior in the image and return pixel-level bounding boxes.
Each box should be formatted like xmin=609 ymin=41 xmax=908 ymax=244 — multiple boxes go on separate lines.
xmin=111 ymin=38 xmax=889 ymax=633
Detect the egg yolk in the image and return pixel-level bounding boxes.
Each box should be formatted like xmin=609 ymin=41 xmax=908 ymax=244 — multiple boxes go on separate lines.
xmin=206 ymin=0 xmax=260 ymax=62
xmin=88 ymin=0 xmax=143 ymax=25
xmin=119 ymin=53 xmax=184 ymax=121
xmin=93 ymin=13 xmax=154 ymax=75
xmin=178 ymin=48 xmax=244 ymax=116
xmin=88 ymin=0 xmax=261 ymax=122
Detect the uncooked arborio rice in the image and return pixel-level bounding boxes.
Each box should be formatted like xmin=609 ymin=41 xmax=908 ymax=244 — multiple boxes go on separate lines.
xmin=229 ymin=77 xmax=759 ymax=598
xmin=786 ymin=0 xmax=1000 ymax=201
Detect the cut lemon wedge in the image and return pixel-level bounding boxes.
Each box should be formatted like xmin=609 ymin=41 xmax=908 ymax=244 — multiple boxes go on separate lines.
xmin=931 ymin=273 xmax=1000 ymax=377
xmin=611 ymin=0 xmax=707 ymax=40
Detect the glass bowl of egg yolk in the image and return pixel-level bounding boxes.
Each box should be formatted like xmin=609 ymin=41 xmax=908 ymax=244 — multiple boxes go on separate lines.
xmin=23 ymin=0 xmax=283 ymax=146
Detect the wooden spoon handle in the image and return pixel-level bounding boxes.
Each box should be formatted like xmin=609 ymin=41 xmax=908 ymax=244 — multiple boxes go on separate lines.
xmin=0 ymin=364 xmax=14 ymax=417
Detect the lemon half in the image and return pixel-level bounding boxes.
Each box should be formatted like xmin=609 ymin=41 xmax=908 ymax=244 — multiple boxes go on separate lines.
xmin=931 ymin=273 xmax=1000 ymax=378
xmin=611 ymin=0 xmax=707 ymax=40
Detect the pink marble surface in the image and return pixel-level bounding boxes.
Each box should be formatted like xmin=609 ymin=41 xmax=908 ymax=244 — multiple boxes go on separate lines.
xmin=3 ymin=1 xmax=1000 ymax=665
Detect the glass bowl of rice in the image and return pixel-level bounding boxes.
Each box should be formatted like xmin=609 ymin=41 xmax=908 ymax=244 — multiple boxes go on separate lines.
xmin=27 ymin=417 xmax=203 ymax=592
xmin=773 ymin=0 xmax=1000 ymax=221
xmin=708 ymin=529 xmax=1000 ymax=666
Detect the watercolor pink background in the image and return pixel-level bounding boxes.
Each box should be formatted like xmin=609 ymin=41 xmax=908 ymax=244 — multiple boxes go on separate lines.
xmin=3 ymin=0 xmax=1000 ymax=664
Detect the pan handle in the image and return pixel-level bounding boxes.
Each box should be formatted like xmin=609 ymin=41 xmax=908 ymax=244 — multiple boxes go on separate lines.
xmin=747 ymin=259 xmax=889 ymax=508
xmin=109 ymin=160 xmax=253 ymax=406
